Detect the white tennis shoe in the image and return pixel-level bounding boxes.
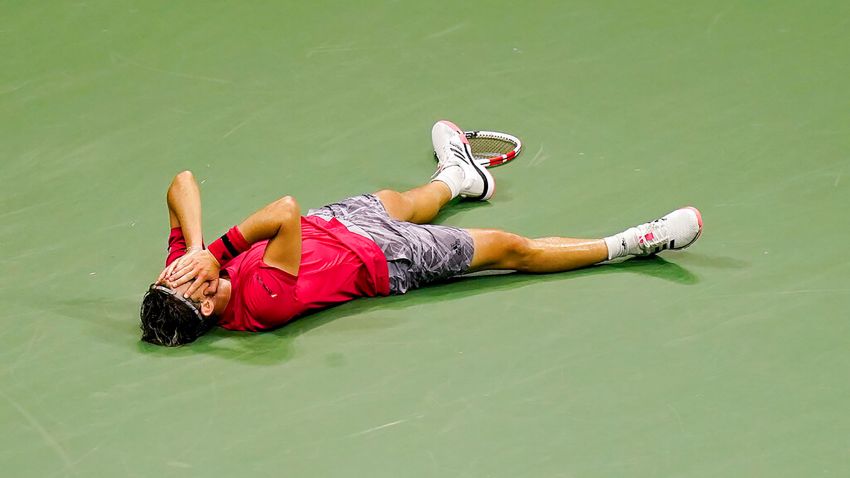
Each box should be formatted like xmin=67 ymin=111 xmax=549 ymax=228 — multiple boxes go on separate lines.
xmin=431 ymin=120 xmax=495 ymax=201
xmin=631 ymin=207 xmax=703 ymax=256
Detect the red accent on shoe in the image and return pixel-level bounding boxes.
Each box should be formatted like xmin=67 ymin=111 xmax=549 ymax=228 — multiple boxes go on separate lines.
xmin=438 ymin=120 xmax=469 ymax=145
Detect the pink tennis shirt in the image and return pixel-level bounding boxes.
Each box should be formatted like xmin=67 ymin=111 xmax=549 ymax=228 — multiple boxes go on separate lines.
xmin=166 ymin=216 xmax=390 ymax=331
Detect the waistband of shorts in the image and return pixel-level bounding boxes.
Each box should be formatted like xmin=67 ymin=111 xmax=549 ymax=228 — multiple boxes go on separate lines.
xmin=306 ymin=212 xmax=374 ymax=242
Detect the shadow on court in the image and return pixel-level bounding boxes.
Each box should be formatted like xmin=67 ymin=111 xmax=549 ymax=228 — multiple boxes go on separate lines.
xmin=116 ymin=255 xmax=702 ymax=365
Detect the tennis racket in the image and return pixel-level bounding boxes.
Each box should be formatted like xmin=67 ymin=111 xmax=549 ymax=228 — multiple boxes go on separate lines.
xmin=464 ymin=130 xmax=522 ymax=168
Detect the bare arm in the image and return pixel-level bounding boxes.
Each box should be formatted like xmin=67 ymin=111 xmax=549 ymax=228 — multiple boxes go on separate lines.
xmin=166 ymin=170 xmax=203 ymax=250
xmin=237 ymin=196 xmax=302 ymax=274
xmin=169 ymin=195 xmax=302 ymax=298
xmin=156 ymin=171 xmax=206 ymax=285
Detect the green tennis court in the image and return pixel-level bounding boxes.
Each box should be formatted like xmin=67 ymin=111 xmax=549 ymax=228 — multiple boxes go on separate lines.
xmin=2 ymin=1 xmax=848 ymax=476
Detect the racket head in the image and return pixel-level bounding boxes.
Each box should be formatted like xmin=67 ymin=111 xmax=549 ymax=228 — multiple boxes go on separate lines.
xmin=464 ymin=130 xmax=522 ymax=168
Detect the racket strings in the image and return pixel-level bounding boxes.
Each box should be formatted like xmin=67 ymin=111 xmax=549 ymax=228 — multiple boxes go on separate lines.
xmin=468 ymin=137 xmax=516 ymax=160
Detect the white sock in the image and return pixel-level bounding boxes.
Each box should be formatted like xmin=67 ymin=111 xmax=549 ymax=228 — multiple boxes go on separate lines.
xmin=603 ymin=227 xmax=639 ymax=260
xmin=431 ymin=165 xmax=464 ymax=199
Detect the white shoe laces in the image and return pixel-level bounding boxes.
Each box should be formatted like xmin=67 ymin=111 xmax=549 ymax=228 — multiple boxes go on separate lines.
xmin=637 ymin=218 xmax=670 ymax=253
xmin=433 ymin=139 xmax=470 ymax=176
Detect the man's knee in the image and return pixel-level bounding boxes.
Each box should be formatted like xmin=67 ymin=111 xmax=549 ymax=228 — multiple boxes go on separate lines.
xmin=473 ymin=229 xmax=533 ymax=270
xmin=375 ymin=189 xmax=406 ymax=206
xmin=498 ymin=232 xmax=534 ymax=270
xmin=374 ymin=189 xmax=412 ymax=221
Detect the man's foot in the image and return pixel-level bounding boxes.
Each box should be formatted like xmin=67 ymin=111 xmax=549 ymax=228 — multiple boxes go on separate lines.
xmin=430 ymin=120 xmax=495 ymax=201
xmin=604 ymin=207 xmax=703 ymax=260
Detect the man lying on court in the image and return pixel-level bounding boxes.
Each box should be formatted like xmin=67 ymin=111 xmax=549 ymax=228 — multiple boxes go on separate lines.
xmin=141 ymin=120 xmax=703 ymax=346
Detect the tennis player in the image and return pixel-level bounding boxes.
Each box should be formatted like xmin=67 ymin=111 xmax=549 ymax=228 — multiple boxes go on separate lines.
xmin=140 ymin=120 xmax=703 ymax=346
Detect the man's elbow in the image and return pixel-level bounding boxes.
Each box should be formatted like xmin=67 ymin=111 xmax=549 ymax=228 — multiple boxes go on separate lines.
xmin=168 ymin=170 xmax=195 ymax=189
xmin=273 ymin=196 xmax=300 ymax=222
xmin=174 ymin=170 xmax=194 ymax=182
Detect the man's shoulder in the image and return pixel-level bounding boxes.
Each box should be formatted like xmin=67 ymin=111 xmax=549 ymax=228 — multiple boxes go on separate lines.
xmin=224 ymin=240 xmax=270 ymax=275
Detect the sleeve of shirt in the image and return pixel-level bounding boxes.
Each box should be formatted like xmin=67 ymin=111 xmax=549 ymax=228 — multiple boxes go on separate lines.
xmin=166 ymin=227 xmax=187 ymax=266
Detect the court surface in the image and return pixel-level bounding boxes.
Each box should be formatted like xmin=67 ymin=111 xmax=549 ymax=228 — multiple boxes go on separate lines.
xmin=2 ymin=1 xmax=849 ymax=476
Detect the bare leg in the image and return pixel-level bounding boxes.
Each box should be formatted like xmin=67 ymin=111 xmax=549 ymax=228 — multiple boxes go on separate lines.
xmin=375 ymin=182 xmax=453 ymax=224
xmin=467 ymin=229 xmax=608 ymax=273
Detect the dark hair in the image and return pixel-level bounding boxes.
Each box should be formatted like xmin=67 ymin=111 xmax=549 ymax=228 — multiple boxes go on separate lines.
xmin=139 ymin=285 xmax=214 ymax=346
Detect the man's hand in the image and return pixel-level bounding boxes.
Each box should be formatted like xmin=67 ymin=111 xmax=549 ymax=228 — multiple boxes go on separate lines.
xmin=156 ymin=246 xmax=200 ymax=286
xmin=167 ymin=249 xmax=221 ymax=298
xmin=156 ymin=263 xmax=180 ymax=287
xmin=188 ymin=278 xmax=219 ymax=302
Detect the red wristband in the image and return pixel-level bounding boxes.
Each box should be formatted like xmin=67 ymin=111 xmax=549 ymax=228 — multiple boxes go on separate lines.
xmin=207 ymin=226 xmax=250 ymax=267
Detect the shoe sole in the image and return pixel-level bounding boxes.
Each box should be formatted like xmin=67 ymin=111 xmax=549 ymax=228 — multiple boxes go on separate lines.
xmin=438 ymin=120 xmax=495 ymax=201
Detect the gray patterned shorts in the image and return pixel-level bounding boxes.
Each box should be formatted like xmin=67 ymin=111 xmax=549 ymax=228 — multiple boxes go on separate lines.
xmin=307 ymin=194 xmax=475 ymax=294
